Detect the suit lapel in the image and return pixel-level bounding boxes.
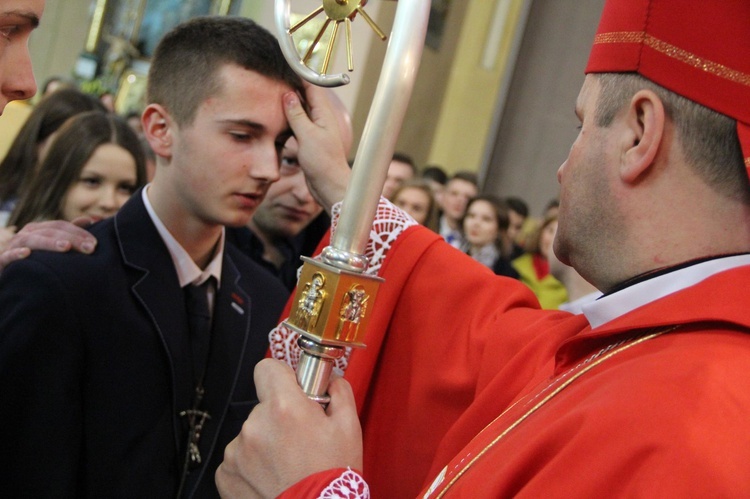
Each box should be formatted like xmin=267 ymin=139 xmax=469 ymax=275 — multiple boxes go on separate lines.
xmin=114 ymin=193 xmax=194 ymax=451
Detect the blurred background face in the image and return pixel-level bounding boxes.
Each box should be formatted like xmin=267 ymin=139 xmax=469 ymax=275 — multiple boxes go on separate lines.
xmin=382 ymin=159 xmax=415 ymax=199
xmin=463 ymin=199 xmax=499 ymax=248
xmin=507 ymin=209 xmax=525 ymax=243
xmin=539 ymin=219 xmax=558 ymax=259
xmin=424 ymin=178 xmax=444 ymax=207
xmin=442 ymin=178 xmax=478 ymax=222
xmin=251 ymin=136 xmax=323 ymax=239
xmin=393 ymin=186 xmax=430 ymax=225
xmin=61 ymin=143 xmax=138 ymax=222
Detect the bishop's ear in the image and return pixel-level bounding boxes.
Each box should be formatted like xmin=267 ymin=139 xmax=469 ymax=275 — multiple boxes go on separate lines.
xmin=141 ymin=104 xmax=173 ymax=158
xmin=620 ymin=89 xmax=665 ymax=184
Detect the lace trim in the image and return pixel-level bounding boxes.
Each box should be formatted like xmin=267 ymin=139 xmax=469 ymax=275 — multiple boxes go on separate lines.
xmin=318 ymin=468 xmax=370 ymax=499
xmin=329 ymin=197 xmax=418 ymax=275
xmin=270 ymin=198 xmax=417 ymax=370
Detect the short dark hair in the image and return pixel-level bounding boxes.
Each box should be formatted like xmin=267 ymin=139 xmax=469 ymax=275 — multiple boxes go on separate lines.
xmin=392 ymin=152 xmax=418 ymax=176
xmin=421 ymin=165 xmax=448 ymax=185
xmin=9 ymin=112 xmax=147 ymax=228
xmin=148 ymin=16 xmax=304 ymax=126
xmin=449 ymin=171 xmax=479 ymax=188
xmin=505 ymin=196 xmax=529 ymax=218
xmin=595 ymin=73 xmax=748 ymax=203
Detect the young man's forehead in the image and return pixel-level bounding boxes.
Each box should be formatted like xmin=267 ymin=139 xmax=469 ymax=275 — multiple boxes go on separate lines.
xmin=200 ymin=66 xmax=292 ymax=120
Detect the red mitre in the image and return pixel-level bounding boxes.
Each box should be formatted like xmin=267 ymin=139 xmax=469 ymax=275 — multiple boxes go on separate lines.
xmin=585 ymin=0 xmax=750 ymax=175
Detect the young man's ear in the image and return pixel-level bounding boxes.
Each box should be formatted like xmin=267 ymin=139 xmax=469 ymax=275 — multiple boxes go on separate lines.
xmin=142 ymin=104 xmax=173 ymax=159
xmin=620 ymin=89 xmax=665 ymax=184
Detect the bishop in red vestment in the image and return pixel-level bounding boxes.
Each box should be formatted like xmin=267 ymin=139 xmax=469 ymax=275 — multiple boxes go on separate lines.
xmin=217 ymin=0 xmax=750 ymax=496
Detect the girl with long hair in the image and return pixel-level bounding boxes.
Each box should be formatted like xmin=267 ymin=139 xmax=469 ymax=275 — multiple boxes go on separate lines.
xmin=9 ymin=111 xmax=147 ymax=228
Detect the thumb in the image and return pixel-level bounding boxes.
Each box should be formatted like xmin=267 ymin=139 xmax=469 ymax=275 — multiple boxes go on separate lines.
xmin=325 ymin=375 xmax=363 ymax=469
xmin=326 ymin=376 xmax=356 ymax=412
xmin=0 ymin=247 xmax=31 ymax=271
xmin=326 ymin=376 xmax=360 ymax=434
xmin=71 ymin=216 xmax=95 ymax=228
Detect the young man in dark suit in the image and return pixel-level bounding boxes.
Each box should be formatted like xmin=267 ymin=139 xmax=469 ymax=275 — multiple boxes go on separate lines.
xmin=0 ymin=16 xmax=301 ymax=497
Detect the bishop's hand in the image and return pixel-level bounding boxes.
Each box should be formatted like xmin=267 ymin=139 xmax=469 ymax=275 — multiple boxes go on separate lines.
xmin=216 ymin=358 xmax=363 ymax=498
xmin=283 ymin=82 xmax=351 ymax=215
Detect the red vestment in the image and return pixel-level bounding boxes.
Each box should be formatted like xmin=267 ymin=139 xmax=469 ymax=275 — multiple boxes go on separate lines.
xmin=274 ymin=225 xmax=541 ymax=497
xmin=280 ymin=224 xmax=750 ymax=497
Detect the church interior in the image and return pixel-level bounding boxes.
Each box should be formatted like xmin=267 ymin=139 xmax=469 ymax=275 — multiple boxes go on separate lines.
xmin=5 ymin=0 xmax=606 ymax=217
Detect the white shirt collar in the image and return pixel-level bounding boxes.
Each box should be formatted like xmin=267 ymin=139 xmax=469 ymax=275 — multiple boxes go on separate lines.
xmin=439 ymin=216 xmax=463 ymax=248
xmin=439 ymin=216 xmax=455 ymax=237
xmin=582 ymin=254 xmax=750 ymax=328
xmin=141 ymin=186 xmax=224 ymax=289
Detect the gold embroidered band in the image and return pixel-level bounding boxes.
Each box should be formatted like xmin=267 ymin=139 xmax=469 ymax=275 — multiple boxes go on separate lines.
xmin=593 ymin=32 xmax=750 ymax=88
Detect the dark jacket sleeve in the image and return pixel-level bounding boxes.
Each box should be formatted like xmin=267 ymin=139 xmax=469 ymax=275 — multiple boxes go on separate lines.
xmin=0 ymin=257 xmax=84 ymax=497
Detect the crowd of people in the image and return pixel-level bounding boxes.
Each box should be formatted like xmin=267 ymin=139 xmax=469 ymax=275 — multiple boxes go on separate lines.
xmin=0 ymin=78 xmax=574 ymax=313
xmin=381 ymin=154 xmax=569 ymax=309
xmin=1 ymin=0 xmax=750 ymax=497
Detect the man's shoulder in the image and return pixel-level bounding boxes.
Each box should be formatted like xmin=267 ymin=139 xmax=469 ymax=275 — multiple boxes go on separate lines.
xmin=4 ymin=219 xmax=122 ymax=280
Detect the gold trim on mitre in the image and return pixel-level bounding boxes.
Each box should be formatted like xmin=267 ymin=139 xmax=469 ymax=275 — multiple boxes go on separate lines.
xmin=593 ymin=32 xmax=750 ymax=88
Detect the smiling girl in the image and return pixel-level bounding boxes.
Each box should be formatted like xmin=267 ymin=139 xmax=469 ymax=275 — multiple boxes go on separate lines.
xmin=9 ymin=111 xmax=146 ymax=228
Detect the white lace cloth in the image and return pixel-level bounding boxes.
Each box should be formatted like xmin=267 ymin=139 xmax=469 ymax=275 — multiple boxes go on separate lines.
xmin=269 ymin=197 xmax=417 ymax=371
xmin=318 ymin=468 xmax=370 ymax=498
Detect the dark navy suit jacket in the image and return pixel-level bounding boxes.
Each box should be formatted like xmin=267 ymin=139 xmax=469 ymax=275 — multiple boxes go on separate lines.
xmin=0 ymin=193 xmax=287 ymax=497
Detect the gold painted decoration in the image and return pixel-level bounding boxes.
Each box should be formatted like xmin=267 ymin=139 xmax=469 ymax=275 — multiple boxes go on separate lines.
xmin=286 ymin=257 xmax=382 ymax=348
xmin=335 ymin=284 xmax=369 ymax=342
xmin=295 ymin=272 xmax=328 ymax=331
